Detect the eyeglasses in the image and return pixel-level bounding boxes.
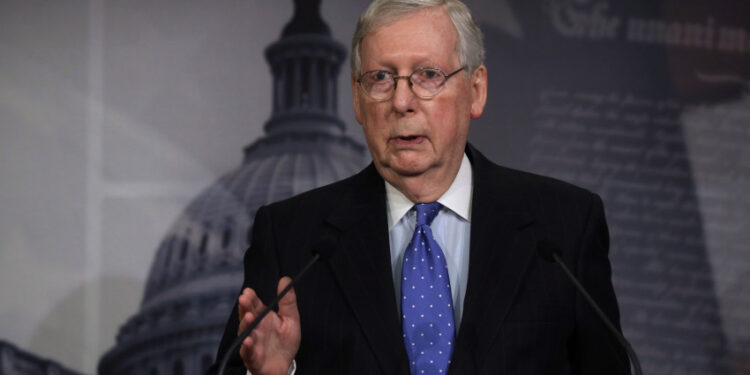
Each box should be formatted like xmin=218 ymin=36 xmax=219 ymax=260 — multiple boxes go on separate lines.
xmin=357 ymin=66 xmax=466 ymax=101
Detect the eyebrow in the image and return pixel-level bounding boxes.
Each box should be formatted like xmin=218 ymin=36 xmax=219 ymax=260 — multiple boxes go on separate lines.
xmin=415 ymin=60 xmax=442 ymax=70
xmin=365 ymin=61 xmax=445 ymax=74
xmin=363 ymin=57 xmax=445 ymax=73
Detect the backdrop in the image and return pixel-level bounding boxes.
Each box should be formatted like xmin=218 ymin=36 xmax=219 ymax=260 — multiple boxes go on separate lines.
xmin=1 ymin=0 xmax=748 ymax=374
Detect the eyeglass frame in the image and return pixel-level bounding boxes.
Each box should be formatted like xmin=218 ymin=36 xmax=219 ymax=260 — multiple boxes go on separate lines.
xmin=356 ymin=66 xmax=467 ymax=101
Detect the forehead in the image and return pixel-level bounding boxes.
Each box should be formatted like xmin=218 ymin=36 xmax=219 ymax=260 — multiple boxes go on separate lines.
xmin=360 ymin=6 xmax=459 ymax=70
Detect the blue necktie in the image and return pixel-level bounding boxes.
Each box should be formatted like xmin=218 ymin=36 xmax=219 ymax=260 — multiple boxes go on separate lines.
xmin=401 ymin=202 xmax=455 ymax=374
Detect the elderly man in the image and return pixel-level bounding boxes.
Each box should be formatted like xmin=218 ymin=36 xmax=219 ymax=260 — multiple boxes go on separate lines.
xmin=211 ymin=0 xmax=629 ymax=374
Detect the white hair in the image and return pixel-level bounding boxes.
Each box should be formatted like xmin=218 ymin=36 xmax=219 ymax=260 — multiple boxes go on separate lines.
xmin=350 ymin=0 xmax=485 ymax=77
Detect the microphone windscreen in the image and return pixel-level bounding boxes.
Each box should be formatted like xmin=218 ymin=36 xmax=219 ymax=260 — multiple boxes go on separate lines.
xmin=536 ymin=240 xmax=557 ymax=263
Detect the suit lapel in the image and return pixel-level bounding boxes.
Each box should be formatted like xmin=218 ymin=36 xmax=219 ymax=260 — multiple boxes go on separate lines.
xmin=320 ymin=148 xmax=539 ymax=374
xmin=449 ymin=146 xmax=537 ymax=373
xmin=324 ymin=165 xmax=410 ymax=374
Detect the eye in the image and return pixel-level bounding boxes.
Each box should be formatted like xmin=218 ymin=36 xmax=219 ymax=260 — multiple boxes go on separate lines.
xmin=372 ymin=71 xmax=390 ymax=82
xmin=418 ymin=69 xmax=441 ymax=80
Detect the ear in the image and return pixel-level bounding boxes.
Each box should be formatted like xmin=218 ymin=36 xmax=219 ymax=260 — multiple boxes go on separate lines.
xmin=352 ymin=74 xmax=364 ymax=125
xmin=469 ymin=65 xmax=488 ymax=120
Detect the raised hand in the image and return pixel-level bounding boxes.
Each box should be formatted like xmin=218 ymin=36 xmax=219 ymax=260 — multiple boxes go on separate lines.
xmin=237 ymin=277 xmax=301 ymax=375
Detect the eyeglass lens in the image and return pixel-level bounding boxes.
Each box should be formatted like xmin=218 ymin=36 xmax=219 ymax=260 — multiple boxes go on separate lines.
xmin=361 ymin=68 xmax=448 ymax=99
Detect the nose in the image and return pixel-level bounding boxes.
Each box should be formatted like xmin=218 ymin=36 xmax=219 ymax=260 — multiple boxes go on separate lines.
xmin=392 ymin=76 xmax=416 ymax=114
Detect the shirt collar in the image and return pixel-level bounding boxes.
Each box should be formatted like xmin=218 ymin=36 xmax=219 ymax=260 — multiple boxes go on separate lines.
xmin=385 ymin=153 xmax=473 ymax=229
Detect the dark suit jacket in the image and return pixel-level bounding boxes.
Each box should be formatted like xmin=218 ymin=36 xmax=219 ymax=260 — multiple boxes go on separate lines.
xmin=210 ymin=145 xmax=629 ymax=374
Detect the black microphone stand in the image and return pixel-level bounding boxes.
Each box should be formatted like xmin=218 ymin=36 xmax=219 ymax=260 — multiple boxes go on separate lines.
xmin=538 ymin=241 xmax=643 ymax=375
xmin=217 ymin=252 xmax=321 ymax=375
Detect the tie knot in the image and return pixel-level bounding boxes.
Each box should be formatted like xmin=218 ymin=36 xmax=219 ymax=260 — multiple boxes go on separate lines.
xmin=414 ymin=202 xmax=442 ymax=226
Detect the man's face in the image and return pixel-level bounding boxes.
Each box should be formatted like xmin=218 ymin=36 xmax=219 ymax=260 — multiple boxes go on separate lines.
xmin=352 ymin=6 xmax=487 ymax=187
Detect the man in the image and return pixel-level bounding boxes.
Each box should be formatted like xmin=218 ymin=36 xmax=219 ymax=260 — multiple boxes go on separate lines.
xmin=211 ymin=0 xmax=629 ymax=374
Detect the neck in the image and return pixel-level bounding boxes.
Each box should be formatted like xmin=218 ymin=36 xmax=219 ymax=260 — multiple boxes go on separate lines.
xmin=380 ymin=161 xmax=461 ymax=203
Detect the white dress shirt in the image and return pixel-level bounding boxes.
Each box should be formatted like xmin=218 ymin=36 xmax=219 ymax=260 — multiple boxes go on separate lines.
xmin=385 ymin=153 xmax=473 ymax=327
xmin=250 ymin=154 xmax=473 ymax=375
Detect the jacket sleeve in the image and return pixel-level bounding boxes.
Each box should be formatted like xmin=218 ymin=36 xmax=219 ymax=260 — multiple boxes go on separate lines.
xmin=570 ymin=193 xmax=631 ymax=374
xmin=207 ymin=205 xmax=281 ymax=375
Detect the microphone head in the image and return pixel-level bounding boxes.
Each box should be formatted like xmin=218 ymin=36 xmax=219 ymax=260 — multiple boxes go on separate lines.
xmin=536 ymin=240 xmax=558 ymax=263
xmin=312 ymin=232 xmax=338 ymax=260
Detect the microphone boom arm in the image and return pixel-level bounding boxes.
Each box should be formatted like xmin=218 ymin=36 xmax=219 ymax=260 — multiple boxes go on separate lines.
xmin=217 ymin=252 xmax=321 ymax=375
xmin=547 ymin=250 xmax=643 ymax=375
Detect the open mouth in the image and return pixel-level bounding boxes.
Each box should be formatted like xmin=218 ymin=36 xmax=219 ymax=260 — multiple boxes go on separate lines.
xmin=393 ymin=135 xmax=425 ymax=145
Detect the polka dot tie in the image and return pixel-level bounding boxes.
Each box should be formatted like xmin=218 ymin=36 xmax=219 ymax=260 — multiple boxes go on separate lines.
xmin=401 ymin=202 xmax=455 ymax=375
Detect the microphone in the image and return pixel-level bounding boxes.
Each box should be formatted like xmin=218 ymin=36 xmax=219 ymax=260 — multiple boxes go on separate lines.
xmin=537 ymin=240 xmax=643 ymax=375
xmin=217 ymin=237 xmax=337 ymax=375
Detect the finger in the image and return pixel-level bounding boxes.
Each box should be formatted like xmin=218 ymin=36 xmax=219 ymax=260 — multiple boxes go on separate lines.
xmin=237 ymin=311 xmax=255 ymax=336
xmin=239 ymin=311 xmax=271 ymax=364
xmin=250 ymin=316 xmax=267 ymax=344
xmin=237 ymin=288 xmax=251 ymax=319
xmin=246 ymin=288 xmax=264 ymax=315
xmin=239 ymin=287 xmax=266 ymax=317
xmin=245 ymin=334 xmax=266 ymax=367
xmin=277 ymin=276 xmax=300 ymax=323
xmin=239 ymin=335 xmax=255 ymax=370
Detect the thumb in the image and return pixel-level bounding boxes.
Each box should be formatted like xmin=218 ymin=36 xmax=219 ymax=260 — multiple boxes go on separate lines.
xmin=277 ymin=276 xmax=299 ymax=321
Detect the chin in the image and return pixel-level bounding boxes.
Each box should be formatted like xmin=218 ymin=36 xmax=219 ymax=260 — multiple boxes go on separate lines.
xmin=388 ymin=158 xmax=433 ymax=177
